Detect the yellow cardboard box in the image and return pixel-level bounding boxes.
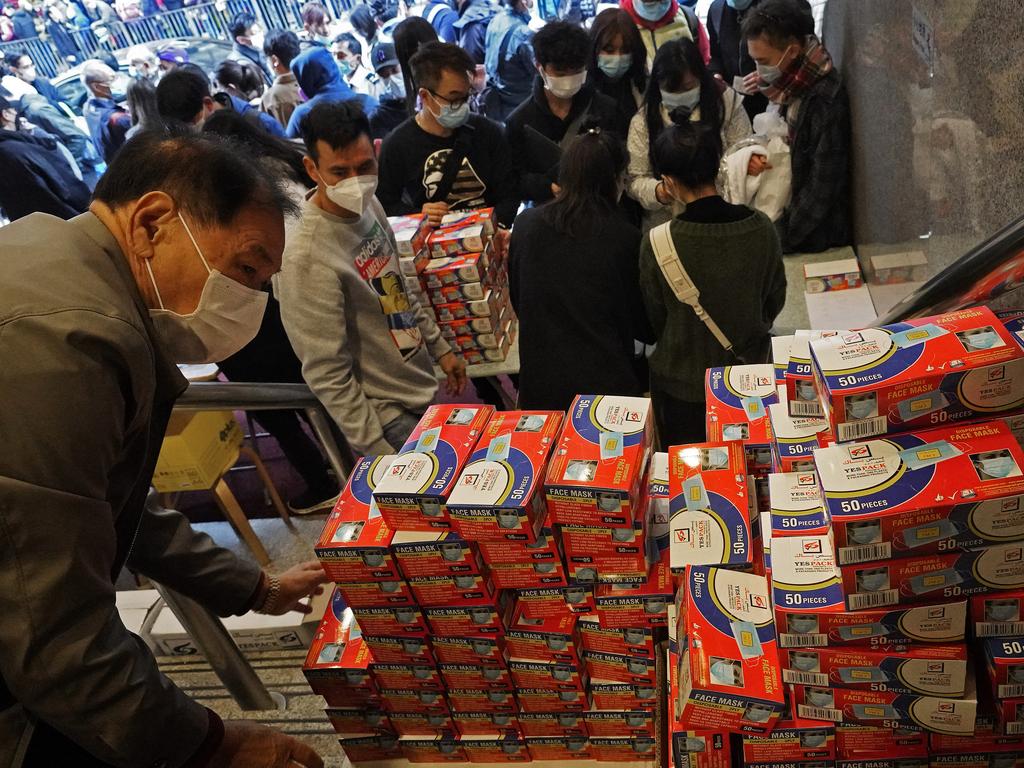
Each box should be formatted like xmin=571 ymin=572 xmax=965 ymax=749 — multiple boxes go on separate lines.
xmin=153 ymin=411 xmax=242 ymax=492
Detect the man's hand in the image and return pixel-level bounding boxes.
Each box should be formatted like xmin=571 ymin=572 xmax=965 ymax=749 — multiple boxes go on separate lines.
xmin=267 ymin=561 xmax=330 ymax=616
xmin=491 ymin=227 xmax=511 ymax=262
xmin=550 ymin=182 xmax=562 ymax=197
xmin=747 ymin=154 xmax=772 ymax=176
xmin=742 ymin=71 xmax=761 ymax=94
xmin=214 ymin=722 xmax=324 ymax=767
xmin=439 ymin=351 xmax=467 ymax=395
xmin=422 ymin=201 xmax=449 ymax=226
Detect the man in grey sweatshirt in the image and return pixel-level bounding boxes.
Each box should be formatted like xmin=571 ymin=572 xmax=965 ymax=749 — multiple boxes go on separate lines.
xmin=276 ymin=100 xmax=467 ymax=457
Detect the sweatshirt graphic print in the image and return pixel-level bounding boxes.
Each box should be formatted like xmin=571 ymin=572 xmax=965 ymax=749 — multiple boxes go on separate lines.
xmin=422 ymin=149 xmax=487 ymax=209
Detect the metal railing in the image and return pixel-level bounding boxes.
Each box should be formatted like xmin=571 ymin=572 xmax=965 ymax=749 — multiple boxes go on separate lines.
xmin=0 ymin=0 xmax=356 ymax=78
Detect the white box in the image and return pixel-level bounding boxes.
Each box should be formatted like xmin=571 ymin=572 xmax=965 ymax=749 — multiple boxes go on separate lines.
xmin=803 ymin=258 xmax=863 ymax=293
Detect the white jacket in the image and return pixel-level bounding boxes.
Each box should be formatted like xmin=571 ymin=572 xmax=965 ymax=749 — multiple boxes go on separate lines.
xmin=626 ymin=87 xmax=751 ymax=231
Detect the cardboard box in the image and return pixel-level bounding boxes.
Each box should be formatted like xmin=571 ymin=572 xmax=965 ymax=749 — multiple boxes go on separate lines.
xmin=434 ymin=287 xmax=506 ymax=322
xmin=517 ymin=712 xmax=586 ymax=737
xmin=350 ymin=605 xmax=428 ymax=635
xmin=487 ymin=561 xmax=568 ymax=590
xmin=302 ymin=594 xmax=378 ymax=706
xmin=509 ymin=585 xmax=595 ymax=619
xmin=439 ymin=207 xmax=497 ymax=237
xmin=407 ymin=573 xmax=496 ymax=606
xmin=460 ymin=733 xmax=531 ymax=762
xmin=590 ymin=681 xmax=658 ymax=710
xmin=994 ymin=697 xmax=1024 ymax=736
xmin=971 ymin=590 xmax=1024 ymax=638
xmin=372 ymin=404 xmax=493 ymax=530
xmin=516 ymin=687 xmax=588 ymax=712
xmin=391 ymin=531 xmax=484 ymax=579
xmin=815 ymin=421 xmax=1024 ymax=566
xmin=782 ymin=644 xmax=968 ymax=696
xmin=370 ymin=662 xmax=443 ymax=690
xmin=804 ymin=258 xmax=863 ymax=293
xmin=676 ymin=566 xmax=785 ymax=733
xmin=447 ymin=410 xmax=563 ymax=543
xmin=400 ymin=735 xmax=466 ymax=763
xmin=668 ymin=726 xmax=732 ymax=768
xmin=428 ymin=220 xmax=490 ymax=258
xmin=387 ymin=710 xmax=454 ymax=736
xmin=767 ymin=472 xmax=831 ymax=536
xmin=985 ymin=638 xmax=1024 ymax=699
xmin=927 ymin=753 xmax=1024 ymax=768
xmin=668 ymin=442 xmax=753 ymax=570
xmin=422 ymin=251 xmax=490 ymax=289
xmin=314 ymin=454 xmax=399 ymax=582
xmin=427 ymin=280 xmax=489 ymax=306
xmin=705 ymin=364 xmax=779 ymax=474
xmin=504 ymin=608 xmax=579 ymax=663
xmin=577 ymin=616 xmax=656 ymax=659
xmin=525 ymin=736 xmax=594 ymax=760
xmin=338 ymin=734 xmax=402 ymax=763
xmin=594 ymin=559 xmax=672 ymax=628
xmin=787 ymin=330 xmax=843 ymax=418
xmin=585 ymin=709 xmax=655 ymax=738
xmin=439 ymin=663 xmax=512 ymax=690
xmin=809 ymin=308 xmax=1024 ymax=441
xmin=791 ymin=676 xmax=978 ymax=734
xmin=589 ymin=736 xmax=658 ymax=761
xmin=379 ymin=687 xmax=448 ymax=714
xmin=476 ymin=524 xmax=561 ymax=566
xmin=647 ymin=452 xmax=671 ymax=560
xmin=768 ymin=404 xmax=832 ymax=473
xmin=835 ymin=723 xmax=929 ymax=756
xmin=450 ymin=328 xmax=507 ymax=353
xmin=446 ymin=688 xmax=516 ymax=713
xmin=560 ymin=499 xmax=649 ymax=584
xmin=424 ymin=601 xmax=504 ymax=637
xmin=839 ymin=543 xmax=1024 ymax=610
xmin=388 ymin=213 xmax=431 ymax=258
xmin=583 ymin=651 xmax=656 ymax=685
xmin=362 ymin=632 xmax=435 ymax=664
xmin=544 ymin=395 xmax=654 ymax=528
xmin=930 ymin=731 xmax=1024 ymax=756
xmin=777 ymin=600 xmax=966 ymax=649
xmin=153 ymin=410 xmax=241 ymax=491
xmin=325 ymin=707 xmax=392 ymax=736
xmin=431 ymin=635 xmax=506 ymax=666
xmin=869 ymin=250 xmax=928 ymax=285
xmin=451 ymin=712 xmax=520 ymax=736
xmin=335 ymin=578 xmax=415 ymax=608
xmin=769 ymin=528 xmax=845 ymax=620
xmin=741 ymin=714 xmax=836 ymax=764
xmin=439 ymin=314 xmax=503 ymax=338
xmin=773 ymin=335 xmax=796 ymax=385
xmin=508 ymin=658 xmax=586 ymax=691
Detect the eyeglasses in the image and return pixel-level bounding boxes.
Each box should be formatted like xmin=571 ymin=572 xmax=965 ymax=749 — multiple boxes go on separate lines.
xmin=428 ymin=90 xmax=470 ymax=110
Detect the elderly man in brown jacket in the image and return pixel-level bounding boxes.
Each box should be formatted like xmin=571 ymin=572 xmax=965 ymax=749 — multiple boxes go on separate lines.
xmin=0 ymin=130 xmax=328 ymax=768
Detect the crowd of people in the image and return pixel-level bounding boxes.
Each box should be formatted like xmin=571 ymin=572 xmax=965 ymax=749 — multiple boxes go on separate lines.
xmin=0 ymin=0 xmax=850 ymax=764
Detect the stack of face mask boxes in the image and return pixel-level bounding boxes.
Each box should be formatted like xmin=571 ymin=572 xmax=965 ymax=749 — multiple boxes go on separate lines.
xmin=403 ymin=207 xmax=518 ymax=366
xmin=309 ymin=397 xmax=675 ymax=765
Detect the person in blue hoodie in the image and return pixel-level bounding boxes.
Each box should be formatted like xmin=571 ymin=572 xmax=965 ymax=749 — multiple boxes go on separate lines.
xmin=286 ymin=46 xmax=378 ymax=138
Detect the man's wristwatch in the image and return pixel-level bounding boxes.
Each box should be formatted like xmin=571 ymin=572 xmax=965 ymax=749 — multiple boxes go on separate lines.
xmin=257 ymin=575 xmax=282 ymax=614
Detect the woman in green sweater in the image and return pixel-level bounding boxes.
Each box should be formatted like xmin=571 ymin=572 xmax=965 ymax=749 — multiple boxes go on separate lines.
xmin=639 ymin=118 xmax=786 ymax=447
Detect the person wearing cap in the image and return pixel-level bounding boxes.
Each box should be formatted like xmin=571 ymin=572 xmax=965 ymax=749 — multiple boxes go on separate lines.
xmin=367 ymin=39 xmax=407 ymax=138
xmin=126 ymin=44 xmax=160 ymax=81
xmin=0 ymin=93 xmax=90 ymax=221
xmin=81 ymin=58 xmax=131 ymax=162
xmin=157 ymin=44 xmax=189 ymax=74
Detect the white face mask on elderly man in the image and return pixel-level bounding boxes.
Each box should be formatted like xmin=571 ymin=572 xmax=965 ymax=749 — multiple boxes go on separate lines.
xmin=145 ymin=212 xmax=268 ymax=364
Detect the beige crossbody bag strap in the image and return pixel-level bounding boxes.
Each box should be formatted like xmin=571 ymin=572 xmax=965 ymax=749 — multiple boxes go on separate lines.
xmin=649 ymin=221 xmax=734 ymax=353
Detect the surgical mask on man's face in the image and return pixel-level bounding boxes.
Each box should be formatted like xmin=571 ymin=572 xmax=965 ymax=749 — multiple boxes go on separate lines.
xmin=249 ymin=30 xmax=265 ymax=50
xmin=634 ymin=0 xmax=671 ymax=21
xmin=726 ymin=0 xmax=753 ymax=8
xmin=427 ymin=94 xmax=471 ymax=129
xmin=335 ymin=56 xmax=354 ymax=78
xmin=317 ymin=171 xmax=378 ymax=216
xmin=145 ymin=212 xmax=268 ymax=364
xmin=543 ymin=69 xmax=586 ymax=99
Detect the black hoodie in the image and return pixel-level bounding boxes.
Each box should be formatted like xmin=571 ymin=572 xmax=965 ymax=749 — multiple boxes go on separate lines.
xmin=0 ymin=130 xmax=90 ymax=222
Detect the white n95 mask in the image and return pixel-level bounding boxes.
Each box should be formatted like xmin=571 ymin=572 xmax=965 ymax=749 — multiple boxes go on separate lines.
xmin=146 ymin=212 xmax=268 ymax=364
xmin=319 ymin=172 xmax=378 ymax=216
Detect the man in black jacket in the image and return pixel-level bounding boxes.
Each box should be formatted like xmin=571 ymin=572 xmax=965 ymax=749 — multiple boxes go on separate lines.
xmin=377 ymin=42 xmax=518 ymax=227
xmin=0 ymin=97 xmax=90 ymax=222
xmin=229 ymin=10 xmax=273 ymax=81
xmin=706 ymin=0 xmax=768 ymax=120
xmin=506 ymin=20 xmax=627 ymax=207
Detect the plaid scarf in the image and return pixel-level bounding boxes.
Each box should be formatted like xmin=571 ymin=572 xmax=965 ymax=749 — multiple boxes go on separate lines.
xmin=759 ymin=35 xmax=833 ymax=105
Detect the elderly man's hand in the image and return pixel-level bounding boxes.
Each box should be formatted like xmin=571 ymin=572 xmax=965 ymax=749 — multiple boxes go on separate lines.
xmin=216 ymin=721 xmax=324 ymax=767
xmin=439 ymin=351 xmax=467 ymax=395
xmin=264 ymin=561 xmax=330 ymax=616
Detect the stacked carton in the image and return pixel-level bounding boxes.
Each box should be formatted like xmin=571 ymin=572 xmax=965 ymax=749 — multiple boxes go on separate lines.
xmin=391 ymin=208 xmax=517 ymax=366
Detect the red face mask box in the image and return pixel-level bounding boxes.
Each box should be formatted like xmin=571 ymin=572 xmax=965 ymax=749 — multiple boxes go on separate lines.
xmin=387 ymin=213 xmax=431 ymax=258
xmin=972 ymin=590 xmax=1024 ymax=638
xmin=508 ymin=585 xmax=594 ymax=620
xmin=525 ymin=736 xmax=594 ymax=761
xmin=439 ymin=664 xmax=511 ymax=690
xmin=451 ymin=711 xmax=520 ymax=736
xmin=477 ymin=523 xmax=560 ymax=566
xmin=705 ymin=364 xmax=779 ymax=475
xmin=583 ymin=650 xmax=656 ymax=685
xmin=577 ymin=616 xmax=656 ymax=659
xmin=370 ymin=662 xmax=443 ymax=690
xmin=447 ymin=411 xmax=563 ymax=544
xmin=594 ymin=558 xmax=672 ymax=628
xmin=589 ymin=736 xmax=657 ymax=762
xmin=786 ymin=330 xmax=841 ymax=418
xmin=809 ymin=308 xmax=1024 ymax=442
xmin=984 ymin=638 xmax=1024 ymax=699
xmin=669 ymin=727 xmax=732 ymax=768
xmin=668 ymin=443 xmax=753 ymax=570
xmin=391 ymin=531 xmax=484 ymax=579
xmin=387 ymin=710 xmax=455 ymax=736
xmin=431 ymin=634 xmax=506 ymax=666
xmin=486 ymin=561 xmax=568 ymax=590
xmin=314 ymin=454 xmax=398 ymax=582
xmin=559 ymin=500 xmax=649 ymax=584
xmin=350 ymin=605 xmax=428 ymax=636
xmin=379 ymin=687 xmax=448 ymax=714
xmin=338 ymin=734 xmax=402 ymax=763
xmin=515 ymin=687 xmax=587 ymax=712
xmin=362 ymin=631 xmax=434 ymax=664
xmin=460 ymin=734 xmax=531 ymax=763
xmin=424 ymin=600 xmax=504 ymax=637
xmin=834 ymin=723 xmax=929 ymax=757
xmin=400 ymin=735 xmax=466 ymax=763
xmin=421 ymin=250 xmax=491 ymax=290
xmin=373 ymin=404 xmax=494 ymax=531
xmin=503 ymin=607 xmax=579 ymax=663
xmin=590 ymin=681 xmax=658 ymax=710
xmin=776 ymin=600 xmax=967 ymax=649
xmin=446 ymin=688 xmax=516 ymax=713
xmin=302 ymin=591 xmax=378 ymax=706
xmin=584 ymin=709 xmax=655 ymax=738
xmin=335 ymin=578 xmax=415 ymax=609
xmin=325 ymin=707 xmax=392 ymax=736
xmin=507 ymin=658 xmax=586 ymax=692
xmin=544 ymin=395 xmax=654 ymax=528
xmin=407 ymin=573 xmax=496 ymax=606
xmin=740 ymin=713 xmax=836 ymax=764
xmin=517 ymin=712 xmax=587 ymax=738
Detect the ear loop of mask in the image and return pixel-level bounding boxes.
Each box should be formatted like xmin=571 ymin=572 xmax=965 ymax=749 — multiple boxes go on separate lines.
xmin=144 ymin=211 xmax=211 ymax=312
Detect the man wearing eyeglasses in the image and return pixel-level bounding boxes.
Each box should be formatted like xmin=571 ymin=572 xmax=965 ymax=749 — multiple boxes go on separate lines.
xmin=376 ymin=41 xmax=518 ymax=229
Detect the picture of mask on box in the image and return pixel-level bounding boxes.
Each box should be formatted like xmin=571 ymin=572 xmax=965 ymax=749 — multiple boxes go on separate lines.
xmin=701 ymin=448 xmax=730 ymax=471
xmin=956 ymin=326 xmax=1004 ymax=351
xmin=789 ymin=651 xmax=820 ymax=672
xmin=722 ymin=423 xmax=750 ymax=440
xmin=743 ymin=702 xmax=775 ymax=723
xmin=709 ymin=657 xmax=743 ymax=686
xmin=847 ymin=519 xmax=882 ymax=545
xmin=970 ymin=449 xmax=1022 ymax=480
xmin=318 ymin=643 xmax=344 ymax=663
xmin=564 ymin=460 xmax=598 ymax=482
xmin=985 ymin=598 xmax=1021 ymax=622
xmin=515 ymin=414 xmax=547 ymax=432
xmin=787 ymin=614 xmax=819 ymax=634
xmin=446 ymin=407 xmax=479 ymax=426
xmin=333 ymin=520 xmax=364 ymax=543
xmin=856 ymin=566 xmax=890 ymax=592
xmin=845 ymin=392 xmax=878 ymax=420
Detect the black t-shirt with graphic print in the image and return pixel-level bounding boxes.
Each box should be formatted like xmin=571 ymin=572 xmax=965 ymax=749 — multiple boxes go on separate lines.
xmin=376 ymin=113 xmax=519 ymax=227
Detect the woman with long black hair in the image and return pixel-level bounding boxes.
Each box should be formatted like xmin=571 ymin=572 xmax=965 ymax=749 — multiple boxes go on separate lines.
xmin=393 ymin=16 xmax=438 ymax=116
xmin=509 ymin=123 xmax=652 ymax=411
xmin=625 ymin=36 xmax=750 ymax=231
xmin=587 ymin=8 xmax=648 ymax=121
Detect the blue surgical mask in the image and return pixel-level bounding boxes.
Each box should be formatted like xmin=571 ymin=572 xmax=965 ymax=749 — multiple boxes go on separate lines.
xmin=597 ymin=52 xmax=632 ymax=79
xmin=847 ymin=521 xmax=880 ymax=545
xmin=790 ymin=653 xmax=818 ymax=672
xmin=634 ymin=0 xmax=672 ymax=22
xmin=846 ymin=398 xmax=876 ymax=420
xmin=383 ymin=74 xmax=406 ymax=100
xmin=980 ymin=455 xmax=1016 ymax=478
xmin=722 ymin=424 xmax=747 ymax=441
xmin=859 ymin=570 xmax=889 ymax=592
xmin=788 ymin=615 xmax=818 ymax=634
xmin=710 ymin=660 xmax=740 ymax=686
xmin=796 ymin=380 xmax=816 ymax=401
xmin=726 ymin=0 xmax=753 ymax=8
xmin=336 ymin=57 xmax=354 ymax=78
xmin=965 ymin=330 xmax=999 ymax=350
xmin=429 ymin=96 xmax=471 ymax=129
xmin=988 ymin=602 xmax=1019 ymax=622
xmin=661 ymin=85 xmax=700 ymax=111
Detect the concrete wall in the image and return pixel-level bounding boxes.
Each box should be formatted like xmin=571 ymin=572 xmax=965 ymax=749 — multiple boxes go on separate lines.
xmin=823 ymin=0 xmax=1024 ymax=283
